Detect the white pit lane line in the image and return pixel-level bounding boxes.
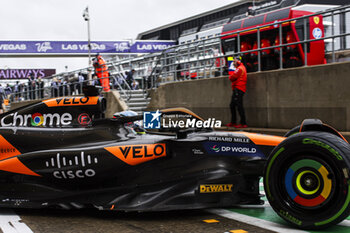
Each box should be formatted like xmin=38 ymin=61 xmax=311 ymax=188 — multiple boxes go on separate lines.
xmin=0 ymin=210 xmax=33 ymax=233
xmin=207 ymin=209 xmax=309 ymax=233
xmin=338 ymin=220 xmax=350 ymax=227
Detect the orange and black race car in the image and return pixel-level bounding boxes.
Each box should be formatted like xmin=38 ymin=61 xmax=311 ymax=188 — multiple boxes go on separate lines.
xmin=0 ymin=86 xmax=349 ymax=230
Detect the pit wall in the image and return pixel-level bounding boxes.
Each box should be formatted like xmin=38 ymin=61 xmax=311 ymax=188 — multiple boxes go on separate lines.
xmin=147 ymin=61 xmax=350 ymax=131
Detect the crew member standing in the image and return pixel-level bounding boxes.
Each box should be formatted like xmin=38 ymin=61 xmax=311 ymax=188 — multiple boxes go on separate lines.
xmin=227 ymin=56 xmax=247 ymax=128
xmin=93 ymin=54 xmax=110 ymax=92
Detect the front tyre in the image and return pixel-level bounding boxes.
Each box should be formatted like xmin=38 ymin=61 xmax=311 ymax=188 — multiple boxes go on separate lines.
xmin=264 ymin=131 xmax=350 ymax=230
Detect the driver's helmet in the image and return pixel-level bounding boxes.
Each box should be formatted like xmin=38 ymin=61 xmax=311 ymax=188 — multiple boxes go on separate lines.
xmin=113 ymin=110 xmax=145 ymax=134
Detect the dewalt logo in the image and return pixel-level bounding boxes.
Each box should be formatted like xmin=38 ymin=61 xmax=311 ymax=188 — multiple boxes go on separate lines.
xmin=199 ymin=184 xmax=233 ymax=193
xmin=105 ymin=143 xmax=166 ymax=165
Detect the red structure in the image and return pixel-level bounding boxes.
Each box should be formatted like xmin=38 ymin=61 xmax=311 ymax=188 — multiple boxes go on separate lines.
xmin=221 ymin=7 xmax=326 ymax=71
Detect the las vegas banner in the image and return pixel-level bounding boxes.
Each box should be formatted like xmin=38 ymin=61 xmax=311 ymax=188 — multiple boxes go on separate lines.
xmin=0 ymin=41 xmax=176 ymax=54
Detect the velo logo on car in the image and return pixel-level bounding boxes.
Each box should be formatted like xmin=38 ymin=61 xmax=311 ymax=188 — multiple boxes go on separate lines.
xmin=43 ymin=96 xmax=99 ymax=107
xmin=143 ymin=110 xmax=161 ymax=129
xmin=0 ymin=112 xmax=72 ymax=127
xmin=45 ymin=152 xmax=98 ymax=179
xmin=105 ymin=143 xmax=166 ymax=165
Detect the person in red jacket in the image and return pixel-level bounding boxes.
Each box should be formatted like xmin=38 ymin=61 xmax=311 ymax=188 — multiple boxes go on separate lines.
xmin=226 ymin=56 xmax=247 ymax=128
xmin=93 ymin=54 xmax=110 ymax=92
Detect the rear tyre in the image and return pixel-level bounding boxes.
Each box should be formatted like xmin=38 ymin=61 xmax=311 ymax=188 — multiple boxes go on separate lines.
xmin=264 ymin=131 xmax=350 ymax=230
xmin=284 ymin=125 xmax=300 ymax=137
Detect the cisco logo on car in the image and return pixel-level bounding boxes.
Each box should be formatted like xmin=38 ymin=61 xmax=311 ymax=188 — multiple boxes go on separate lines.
xmin=46 ymin=152 xmax=98 ymax=179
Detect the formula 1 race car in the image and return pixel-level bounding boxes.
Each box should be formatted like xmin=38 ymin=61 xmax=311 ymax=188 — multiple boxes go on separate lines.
xmin=0 ymin=87 xmax=349 ymax=230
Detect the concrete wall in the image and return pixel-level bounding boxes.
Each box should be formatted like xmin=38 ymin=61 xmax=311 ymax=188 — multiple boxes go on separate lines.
xmin=104 ymin=90 xmax=128 ymax=118
xmin=10 ymin=100 xmax=41 ymax=110
xmin=148 ymin=61 xmax=350 ymax=131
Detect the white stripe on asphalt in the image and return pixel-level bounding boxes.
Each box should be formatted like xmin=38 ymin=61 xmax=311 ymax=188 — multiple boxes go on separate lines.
xmin=0 ymin=210 xmax=33 ymax=233
xmin=208 ymin=209 xmax=309 ymax=233
xmin=338 ymin=219 xmax=350 ymax=227
xmin=234 ymin=202 xmax=270 ymax=208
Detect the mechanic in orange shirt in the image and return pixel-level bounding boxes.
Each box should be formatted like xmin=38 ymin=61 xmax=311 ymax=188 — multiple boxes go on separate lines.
xmin=226 ymin=56 xmax=247 ymax=128
xmin=93 ymin=54 xmax=110 ymax=92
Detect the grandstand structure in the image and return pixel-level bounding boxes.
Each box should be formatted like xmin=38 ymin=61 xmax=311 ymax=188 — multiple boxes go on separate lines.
xmin=137 ymin=0 xmax=349 ymax=45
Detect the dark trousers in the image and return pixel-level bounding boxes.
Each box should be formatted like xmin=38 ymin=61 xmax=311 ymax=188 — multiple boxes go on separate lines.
xmin=230 ymin=89 xmax=246 ymax=125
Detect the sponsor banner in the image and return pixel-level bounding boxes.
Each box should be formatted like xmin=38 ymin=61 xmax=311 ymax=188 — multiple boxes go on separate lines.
xmin=203 ymin=142 xmax=265 ymax=157
xmin=0 ymin=69 xmax=56 ymax=79
xmin=0 ymin=41 xmax=175 ymax=54
xmin=199 ymin=184 xmax=234 ymax=193
xmin=130 ymin=41 xmax=176 ymax=53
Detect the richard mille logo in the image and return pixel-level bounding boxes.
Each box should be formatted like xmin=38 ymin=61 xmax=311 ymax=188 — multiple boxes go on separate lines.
xmin=46 ymin=152 xmax=98 ymax=179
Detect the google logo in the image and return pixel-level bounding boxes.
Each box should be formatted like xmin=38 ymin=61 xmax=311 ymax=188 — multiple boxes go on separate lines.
xmin=31 ymin=113 xmax=44 ymax=126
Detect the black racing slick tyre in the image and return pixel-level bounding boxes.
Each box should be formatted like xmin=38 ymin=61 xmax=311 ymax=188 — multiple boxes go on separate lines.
xmin=264 ymin=131 xmax=350 ymax=230
xmin=284 ymin=125 xmax=300 ymax=137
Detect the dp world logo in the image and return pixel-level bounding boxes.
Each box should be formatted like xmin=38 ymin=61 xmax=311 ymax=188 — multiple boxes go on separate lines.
xmin=143 ymin=110 xmax=161 ymax=129
xmin=211 ymin=145 xmax=220 ymax=153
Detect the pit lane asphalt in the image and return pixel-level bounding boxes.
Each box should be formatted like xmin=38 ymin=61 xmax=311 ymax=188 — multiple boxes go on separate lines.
xmin=12 ymin=208 xmax=275 ymax=233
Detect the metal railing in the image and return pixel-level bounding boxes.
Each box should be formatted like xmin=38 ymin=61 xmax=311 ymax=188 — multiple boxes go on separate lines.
xmin=3 ymin=76 xmax=132 ymax=105
xmin=147 ymin=4 xmax=350 ymax=87
xmin=4 ymin=4 xmax=350 ymax=105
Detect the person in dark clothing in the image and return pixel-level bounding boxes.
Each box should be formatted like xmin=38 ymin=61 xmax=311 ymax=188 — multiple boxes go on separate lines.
xmin=176 ymin=64 xmax=184 ymax=81
xmin=27 ymin=75 xmax=35 ymax=99
xmin=51 ymin=78 xmax=58 ymax=97
xmin=226 ymin=56 xmax=248 ymax=128
xmin=91 ymin=75 xmax=100 ymax=86
xmin=77 ymin=72 xmax=85 ymax=94
xmin=125 ymin=69 xmax=135 ymax=88
xmin=5 ymin=84 xmax=12 ymax=97
xmin=58 ymin=79 xmax=63 ymax=97
xmin=37 ymin=77 xmax=44 ymax=99
xmin=14 ymin=81 xmax=21 ymax=101
xmin=0 ymin=84 xmax=3 ymax=107
xmin=63 ymin=78 xmax=69 ymax=96
xmin=22 ymin=84 xmax=28 ymax=100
